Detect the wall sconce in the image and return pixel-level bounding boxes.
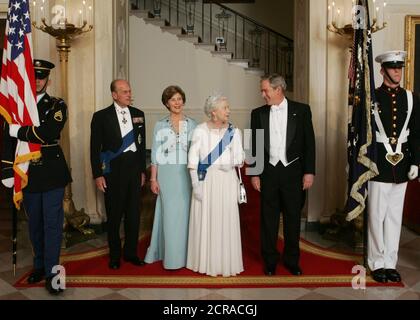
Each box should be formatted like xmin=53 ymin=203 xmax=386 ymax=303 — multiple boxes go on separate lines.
xmin=327 ymin=0 xmax=387 ymax=40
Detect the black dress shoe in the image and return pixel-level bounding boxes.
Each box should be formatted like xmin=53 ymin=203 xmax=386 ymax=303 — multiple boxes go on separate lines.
xmin=264 ymin=264 xmax=276 ymax=276
xmin=284 ymin=264 xmax=302 ymax=276
xmin=385 ymin=269 xmax=401 ymax=282
xmin=123 ymin=256 xmax=146 ymax=266
xmin=45 ymin=277 xmax=63 ymax=295
xmin=108 ymin=260 xmax=120 ymax=270
xmin=371 ymin=268 xmax=388 ymax=283
xmin=264 ymin=268 xmax=276 ymax=276
xmin=27 ymin=269 xmax=45 ymax=284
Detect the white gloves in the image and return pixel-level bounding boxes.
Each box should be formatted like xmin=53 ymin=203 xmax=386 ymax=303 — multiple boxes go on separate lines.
xmin=1 ymin=178 xmax=14 ymax=188
xmin=190 ymin=169 xmax=203 ymax=201
xmin=192 ymin=182 xmax=203 ymax=201
xmin=9 ymin=124 xmax=21 ymax=138
xmin=408 ymin=165 xmax=419 ymax=180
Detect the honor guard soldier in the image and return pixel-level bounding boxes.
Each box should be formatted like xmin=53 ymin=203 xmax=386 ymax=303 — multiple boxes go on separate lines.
xmin=2 ymin=59 xmax=71 ymax=295
xmin=368 ymin=51 xmax=420 ymax=283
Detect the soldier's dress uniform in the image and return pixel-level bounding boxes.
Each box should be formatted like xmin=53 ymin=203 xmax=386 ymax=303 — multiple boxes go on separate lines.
xmin=368 ymin=51 xmax=420 ymax=282
xmin=1 ymin=60 xmax=71 ymax=293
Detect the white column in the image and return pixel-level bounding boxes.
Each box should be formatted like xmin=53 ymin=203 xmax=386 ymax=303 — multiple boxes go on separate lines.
xmin=306 ymin=0 xmax=349 ymax=223
xmin=67 ymin=0 xmax=114 ymax=224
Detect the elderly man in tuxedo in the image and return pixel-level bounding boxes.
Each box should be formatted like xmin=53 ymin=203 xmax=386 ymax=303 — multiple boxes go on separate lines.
xmin=90 ymin=79 xmax=146 ymax=270
xmin=250 ymin=74 xmax=316 ymax=276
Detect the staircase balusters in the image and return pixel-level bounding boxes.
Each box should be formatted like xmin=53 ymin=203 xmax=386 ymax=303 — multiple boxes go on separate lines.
xmin=130 ymin=0 xmax=294 ymax=89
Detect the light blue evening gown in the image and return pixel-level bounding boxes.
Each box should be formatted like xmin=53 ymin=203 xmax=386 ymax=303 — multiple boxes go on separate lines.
xmin=144 ymin=115 xmax=197 ymax=269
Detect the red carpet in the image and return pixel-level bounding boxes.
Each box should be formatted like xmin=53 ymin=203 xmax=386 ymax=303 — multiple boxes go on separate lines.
xmin=15 ymin=169 xmax=403 ymax=288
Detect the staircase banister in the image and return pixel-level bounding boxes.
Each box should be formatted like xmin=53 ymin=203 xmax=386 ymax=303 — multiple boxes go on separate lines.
xmin=215 ymin=2 xmax=293 ymax=43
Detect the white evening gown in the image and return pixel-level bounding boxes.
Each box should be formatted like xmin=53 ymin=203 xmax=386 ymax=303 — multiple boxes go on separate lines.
xmin=186 ymin=122 xmax=244 ymax=277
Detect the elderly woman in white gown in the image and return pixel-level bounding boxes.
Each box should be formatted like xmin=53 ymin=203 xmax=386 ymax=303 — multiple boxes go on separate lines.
xmin=186 ymin=93 xmax=245 ymax=277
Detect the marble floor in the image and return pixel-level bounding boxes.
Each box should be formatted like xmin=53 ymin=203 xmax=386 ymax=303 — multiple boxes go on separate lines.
xmin=0 ymin=206 xmax=419 ymax=301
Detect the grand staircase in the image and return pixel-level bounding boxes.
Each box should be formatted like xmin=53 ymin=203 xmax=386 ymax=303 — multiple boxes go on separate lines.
xmin=130 ymin=0 xmax=293 ymax=87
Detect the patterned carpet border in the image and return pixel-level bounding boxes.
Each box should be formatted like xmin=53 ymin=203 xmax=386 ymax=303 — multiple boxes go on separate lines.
xmin=15 ymin=236 xmax=402 ymax=288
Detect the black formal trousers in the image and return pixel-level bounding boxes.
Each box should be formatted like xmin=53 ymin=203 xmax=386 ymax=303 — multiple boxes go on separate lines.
xmin=104 ymin=151 xmax=141 ymax=261
xmin=260 ymin=160 xmax=304 ymax=269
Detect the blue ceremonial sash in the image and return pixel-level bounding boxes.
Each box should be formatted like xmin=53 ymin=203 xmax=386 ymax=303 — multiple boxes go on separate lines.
xmin=100 ymin=130 xmax=135 ymax=175
xmin=197 ymin=124 xmax=234 ymax=181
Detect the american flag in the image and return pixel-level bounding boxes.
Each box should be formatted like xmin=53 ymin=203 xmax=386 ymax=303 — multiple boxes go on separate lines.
xmin=345 ymin=0 xmax=379 ymax=221
xmin=0 ymin=0 xmax=40 ymax=208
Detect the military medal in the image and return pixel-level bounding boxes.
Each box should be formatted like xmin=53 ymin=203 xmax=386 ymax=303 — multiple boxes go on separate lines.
xmin=133 ymin=117 xmax=144 ymax=124
xmin=121 ymin=110 xmax=128 ymax=125
xmin=137 ymin=133 xmax=142 ymax=144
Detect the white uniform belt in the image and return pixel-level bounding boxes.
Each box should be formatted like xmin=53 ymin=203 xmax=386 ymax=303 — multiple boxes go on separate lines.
xmin=374 ymin=90 xmax=413 ymax=156
xmin=375 ymin=130 xmax=409 ymax=144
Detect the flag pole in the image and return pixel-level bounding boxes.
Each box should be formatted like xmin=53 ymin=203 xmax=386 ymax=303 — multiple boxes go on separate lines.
xmin=10 ymin=187 xmax=17 ymax=277
xmin=364 ymin=202 xmax=368 ymax=268
xmin=12 ymin=203 xmax=17 ymax=277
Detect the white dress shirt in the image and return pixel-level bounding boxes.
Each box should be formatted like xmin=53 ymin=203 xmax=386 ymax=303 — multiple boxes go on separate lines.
xmin=269 ymin=98 xmax=298 ymax=167
xmin=114 ymin=102 xmax=137 ymax=153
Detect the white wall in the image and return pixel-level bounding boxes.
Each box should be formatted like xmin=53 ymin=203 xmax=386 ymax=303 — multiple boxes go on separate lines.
xmin=0 ymin=0 xmax=7 ymax=19
xmin=371 ymin=0 xmax=420 ymax=86
xmin=129 ymin=15 xmax=264 ymax=149
xmin=224 ymin=0 xmax=294 ymax=39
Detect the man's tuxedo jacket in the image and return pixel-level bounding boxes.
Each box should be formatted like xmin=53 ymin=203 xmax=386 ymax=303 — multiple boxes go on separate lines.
xmin=250 ymin=99 xmax=316 ymax=175
xmin=90 ymin=105 xmax=146 ymax=179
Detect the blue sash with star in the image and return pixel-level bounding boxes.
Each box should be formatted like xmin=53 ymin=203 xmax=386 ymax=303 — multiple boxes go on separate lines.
xmin=197 ymin=124 xmax=234 ymax=181
xmin=100 ymin=130 xmax=135 ymax=175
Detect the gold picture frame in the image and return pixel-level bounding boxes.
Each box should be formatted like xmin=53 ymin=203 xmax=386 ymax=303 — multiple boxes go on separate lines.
xmin=405 ymin=15 xmax=420 ymax=92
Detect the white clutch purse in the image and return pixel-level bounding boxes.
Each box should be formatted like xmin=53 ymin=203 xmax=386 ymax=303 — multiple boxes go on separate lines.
xmin=237 ymin=166 xmax=247 ymax=204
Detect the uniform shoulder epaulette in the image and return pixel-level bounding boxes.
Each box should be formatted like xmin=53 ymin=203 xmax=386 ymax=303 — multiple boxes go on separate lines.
xmin=50 ymin=96 xmax=64 ymax=104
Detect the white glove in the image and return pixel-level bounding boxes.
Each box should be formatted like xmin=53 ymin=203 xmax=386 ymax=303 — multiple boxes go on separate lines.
xmin=1 ymin=178 xmax=14 ymax=188
xmin=192 ymin=182 xmax=203 ymax=201
xmin=408 ymin=165 xmax=419 ymax=180
xmin=190 ymin=169 xmax=203 ymax=201
xmin=9 ymin=124 xmax=21 ymax=138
